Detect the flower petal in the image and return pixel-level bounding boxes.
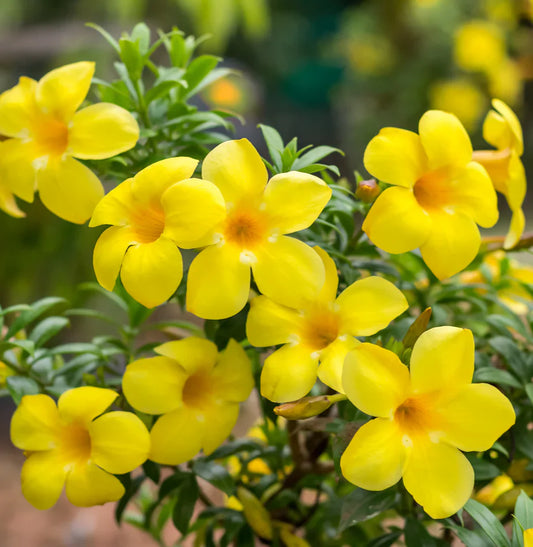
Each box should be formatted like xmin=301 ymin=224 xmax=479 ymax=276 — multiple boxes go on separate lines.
xmin=317 ymin=336 xmax=359 ymax=393
xmin=0 ymin=76 xmax=38 ymax=138
xmin=439 ymin=383 xmax=515 ymax=452
xmin=89 ymin=411 xmax=150 ymax=474
xmin=342 ymin=343 xmax=410 ymax=418
xmin=149 ymin=406 xmax=204 ymax=465
xmin=186 ymin=244 xmax=251 ymax=320
xmin=123 ymin=355 xmax=187 ymax=414
xmin=0 ymin=183 xmax=25 ymax=218
xmin=89 ymin=178 xmax=135 ymax=227
xmin=37 ymin=156 xmax=104 ymax=224
xmin=65 ymin=461 xmax=124 ymax=507
xmin=10 ymin=394 xmax=60 ymax=451
xmin=419 ymin=110 xmax=472 ymax=170
xmin=202 ymin=139 xmax=268 ymax=203
xmin=201 ymin=401 xmax=240 ymax=455
xmin=246 ymin=295 xmax=303 ymax=347
xmin=506 ymin=152 xmax=526 ymax=211
xmin=36 ymin=62 xmax=94 ymax=122
xmin=21 ymin=451 xmax=66 ymax=510
xmin=262 ymin=171 xmax=331 ymax=234
xmin=362 ymin=187 xmax=431 ymax=254
xmin=211 ymin=339 xmax=254 ymax=403
xmin=0 ymin=139 xmax=37 ymax=202
xmin=403 ymin=441 xmax=474 ymax=519
xmin=483 ymin=99 xmax=523 ymax=155
xmin=504 ymin=208 xmax=525 ymax=250
xmin=260 ymin=344 xmax=318 ymax=403
xmin=337 ymin=276 xmax=408 ymax=337
xmin=410 ymin=327 xmax=474 ymax=394
xmin=161 ymin=178 xmax=226 ymax=247
xmin=315 ymin=246 xmax=339 ymax=303
xmin=252 ymin=236 xmax=325 ymax=310
xmin=69 ymin=103 xmax=139 ymax=159
xmin=419 ymin=210 xmax=480 ymax=280
xmin=58 ymin=386 xmax=117 ymax=427
xmin=340 ymin=418 xmax=406 ymax=490
xmin=363 ymin=128 xmax=426 ymax=188
xmin=155 ymin=337 xmax=219 ymax=374
xmin=120 ymin=237 xmax=183 ymax=308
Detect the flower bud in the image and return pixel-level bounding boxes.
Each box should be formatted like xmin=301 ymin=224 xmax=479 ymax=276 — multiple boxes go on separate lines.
xmin=274 ymin=394 xmax=346 ymax=420
xmin=355 ymin=178 xmax=380 ymax=202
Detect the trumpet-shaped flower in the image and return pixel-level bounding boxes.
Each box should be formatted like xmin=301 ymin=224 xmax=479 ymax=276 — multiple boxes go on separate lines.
xmin=0 ymin=62 xmax=139 ymax=223
xmin=247 ymin=247 xmax=407 ymax=402
xmin=363 ymin=110 xmax=498 ymax=279
xmin=185 ymin=139 xmax=332 ymax=319
xmin=122 ymin=337 xmax=254 ymax=465
xmin=90 ymin=157 xmax=226 ymax=308
xmin=340 ymin=327 xmax=515 ymax=519
xmin=472 ymin=99 xmax=526 ymax=249
xmin=10 ymin=386 xmax=150 ymax=510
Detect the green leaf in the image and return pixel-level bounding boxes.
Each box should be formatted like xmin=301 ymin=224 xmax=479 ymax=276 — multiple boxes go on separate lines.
xmin=115 ymin=474 xmax=144 ymax=524
xmin=5 ymin=297 xmax=67 ymax=339
xmin=473 ymin=367 xmax=522 ymax=389
xmin=512 ymin=490 xmax=533 ymax=547
xmin=206 ymin=438 xmax=263 ymax=460
xmin=172 ymin=475 xmax=199 ymax=535
xmin=6 ymin=376 xmax=40 ymax=404
xmin=404 ymin=518 xmax=444 ymax=546
xmin=489 ymin=337 xmax=528 ymax=380
xmin=292 ymin=145 xmax=343 ymax=170
xmin=193 ymin=460 xmax=235 ymax=496
xmin=463 ymin=499 xmax=511 ymax=547
xmin=183 ymin=55 xmax=220 ymax=97
xmin=145 ymin=80 xmax=185 ymax=104
xmin=258 ymin=124 xmax=284 ymax=171
xmin=366 ymin=531 xmax=403 ymax=547
xmin=119 ymin=37 xmax=144 ymax=81
xmin=142 ymin=460 xmax=161 ymax=484
xmin=339 ymin=488 xmax=398 ymax=531
xmin=130 ymin=22 xmax=151 ymax=54
xmin=466 ymin=455 xmax=501 ymax=481
xmin=446 ymin=523 xmax=489 ymax=547
xmin=86 ymin=23 xmax=120 ymax=53
xmin=525 ymin=384 xmax=533 ymax=405
xmin=0 ymin=339 xmax=35 ymax=356
xmin=29 ymin=317 xmax=69 ymax=347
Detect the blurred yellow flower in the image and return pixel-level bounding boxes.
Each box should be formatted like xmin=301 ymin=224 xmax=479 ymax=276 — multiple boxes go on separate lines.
xmin=473 ymin=99 xmax=526 ymax=248
xmin=0 ymin=361 xmax=14 ymax=387
xmin=488 ymin=59 xmax=522 ymax=106
xmin=122 ymin=337 xmax=253 ymax=465
xmin=526 ymin=528 xmax=533 ymax=547
xmin=90 ymin=157 xmax=226 ymax=308
xmin=363 ymin=110 xmax=498 ymax=279
xmin=0 ymin=62 xmax=139 ymax=223
xmin=340 ymin=327 xmax=515 ymax=518
xmin=454 ymin=21 xmax=506 ymax=74
xmin=247 ymin=247 xmax=407 ymax=402
xmin=186 ymin=139 xmax=332 ymax=319
xmin=346 ymin=36 xmax=394 ymax=76
xmin=10 ymin=387 xmax=150 ymax=509
xmin=475 ymin=474 xmax=514 ymax=506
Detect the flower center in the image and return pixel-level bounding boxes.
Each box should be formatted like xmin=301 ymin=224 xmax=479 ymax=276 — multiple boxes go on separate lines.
xmin=182 ymin=370 xmax=214 ymax=410
xmin=129 ymin=205 xmax=166 ymax=243
xmin=413 ymin=168 xmax=453 ymax=211
xmin=300 ymin=305 xmax=340 ymax=350
xmin=394 ymin=395 xmax=435 ymax=436
xmin=224 ymin=208 xmax=267 ymax=249
xmin=32 ymin=116 xmax=69 ymax=157
xmin=57 ymin=422 xmax=92 ymax=464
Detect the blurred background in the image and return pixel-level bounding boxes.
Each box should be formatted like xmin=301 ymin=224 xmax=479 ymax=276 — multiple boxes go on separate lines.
xmin=0 ymin=0 xmax=531 ymax=544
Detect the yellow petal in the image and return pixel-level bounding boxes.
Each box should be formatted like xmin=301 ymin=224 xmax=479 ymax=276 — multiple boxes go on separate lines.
xmin=252 ymin=236 xmax=325 ymax=310
xmin=161 ymin=178 xmax=226 ymax=247
xmin=484 ymin=99 xmax=523 ymax=155
xmin=211 ymin=339 xmax=254 ymax=402
xmin=36 ymin=62 xmax=94 ymax=122
xmin=314 ymin=246 xmax=339 ymax=303
xmin=410 ymin=327 xmax=474 ymax=394
xmin=130 ymin=157 xmax=198 ymax=206
xmin=123 ymin=355 xmax=187 ymax=414
xmin=0 ymin=76 xmax=38 ymax=138
xmin=403 ymin=440 xmax=474 ymax=518
xmin=201 ymin=401 xmax=240 ymax=455
xmin=342 ymin=343 xmax=410 ymax=418
xmin=37 ymin=156 xmax=104 ymax=224
xmin=419 ymin=110 xmax=472 ymax=170
xmin=21 ymin=451 xmax=66 ymax=510
xmin=504 ymin=208 xmax=525 ymax=250
xmin=202 ymin=139 xmax=268 ymax=202
xmin=0 ymin=139 xmax=37 ymax=202
xmin=246 ymin=295 xmax=302 ymax=347
xmin=89 ymin=178 xmax=135 ymax=227
xmin=120 ymin=237 xmax=183 ymax=308
xmin=525 ymin=529 xmax=533 ymax=547
xmin=155 ymin=337 xmax=218 ymax=374
xmin=65 ymin=461 xmax=124 ymax=507
xmin=260 ymin=344 xmax=318 ymax=403
xmin=89 ymin=411 xmax=150 ymax=474
xmin=439 ymin=383 xmax=515 ymax=451
xmin=69 ymin=103 xmax=139 ymax=159
xmin=337 ymin=277 xmax=408 ymax=336
xmin=10 ymin=394 xmax=60 ymax=451
xmin=186 ymin=244 xmax=251 ymax=320
xmin=57 ymin=386 xmax=117 ymax=427
xmin=363 ymin=127 xmax=426 ymax=188
xmin=506 ymin=152 xmax=526 ymax=212
xmin=317 ymin=336 xmax=359 ymax=393
xmin=419 ymin=210 xmax=480 ymax=280
xmin=0 ymin=183 xmax=25 ymax=218
xmin=149 ymin=406 xmax=203 ymax=464
xmin=362 ymin=187 xmax=431 ymax=254
xmin=262 ymin=171 xmax=332 ymax=234
xmin=340 ymin=418 xmax=406 ymax=490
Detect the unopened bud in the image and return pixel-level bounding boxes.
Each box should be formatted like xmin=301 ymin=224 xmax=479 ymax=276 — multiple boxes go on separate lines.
xmin=402 ymin=307 xmax=432 ymax=349
xmin=274 ymin=393 xmax=346 ymax=420
xmin=475 ymin=474 xmax=514 ymax=506
xmin=355 ymin=178 xmax=380 ymax=202
xmin=237 ymin=487 xmax=273 ymax=540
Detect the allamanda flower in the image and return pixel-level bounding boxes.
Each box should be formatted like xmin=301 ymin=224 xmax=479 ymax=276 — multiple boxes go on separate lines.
xmin=122 ymin=337 xmax=253 ymax=465
xmin=247 ymin=247 xmax=407 ymax=402
xmin=10 ymin=386 xmax=150 ymax=510
xmin=340 ymin=326 xmax=515 ymax=519
xmin=0 ymin=62 xmax=139 ymax=223
xmin=472 ymin=99 xmax=526 ymax=249
xmin=363 ymin=110 xmax=498 ymax=279
xmin=186 ymin=139 xmax=332 ymax=319
xmin=90 ymin=157 xmax=226 ymax=308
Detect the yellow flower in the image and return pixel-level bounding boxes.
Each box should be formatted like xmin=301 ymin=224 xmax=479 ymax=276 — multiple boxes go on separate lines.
xmin=454 ymin=21 xmax=506 ymax=74
xmin=340 ymin=326 xmax=515 ymax=519
xmin=0 ymin=62 xmax=139 ymax=223
xmin=186 ymin=139 xmax=332 ymax=319
xmin=488 ymin=59 xmax=522 ymax=106
xmin=89 ymin=158 xmax=226 ymax=308
xmin=122 ymin=337 xmax=253 ymax=465
xmin=0 ymin=361 xmax=14 ymax=387
xmin=475 ymin=474 xmax=514 ymax=505
xmin=247 ymin=247 xmax=407 ymax=402
xmin=10 ymin=386 xmax=150 ymax=510
xmin=363 ymin=110 xmax=498 ymax=279
xmin=526 ymin=528 xmax=533 ymax=547
xmin=473 ymin=99 xmax=526 ymax=249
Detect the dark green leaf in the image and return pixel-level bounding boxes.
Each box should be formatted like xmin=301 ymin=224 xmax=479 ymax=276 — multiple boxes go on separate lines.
xmin=446 ymin=523 xmax=489 ymax=547
xmin=29 ymin=317 xmax=70 ymax=347
xmin=339 ymin=488 xmax=398 ymax=531
xmin=184 ymin=55 xmax=220 ymax=97
xmin=172 ymin=476 xmax=199 ymax=535
xmin=6 ymin=376 xmax=41 ymax=404
xmin=463 ymin=499 xmax=510 ymax=547
xmin=489 ymin=337 xmax=528 ymax=380
xmin=512 ymin=490 xmax=533 ymax=547
xmin=207 ymin=438 xmax=263 ymax=460
xmin=119 ymin=37 xmax=144 ymax=81
xmin=193 ymin=460 xmax=235 ymax=495
xmin=292 ymin=145 xmax=343 ymax=170
xmin=473 ymin=367 xmax=522 ymax=389
xmin=5 ymin=297 xmax=67 ymax=339
xmin=404 ymin=518 xmax=443 ymax=546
